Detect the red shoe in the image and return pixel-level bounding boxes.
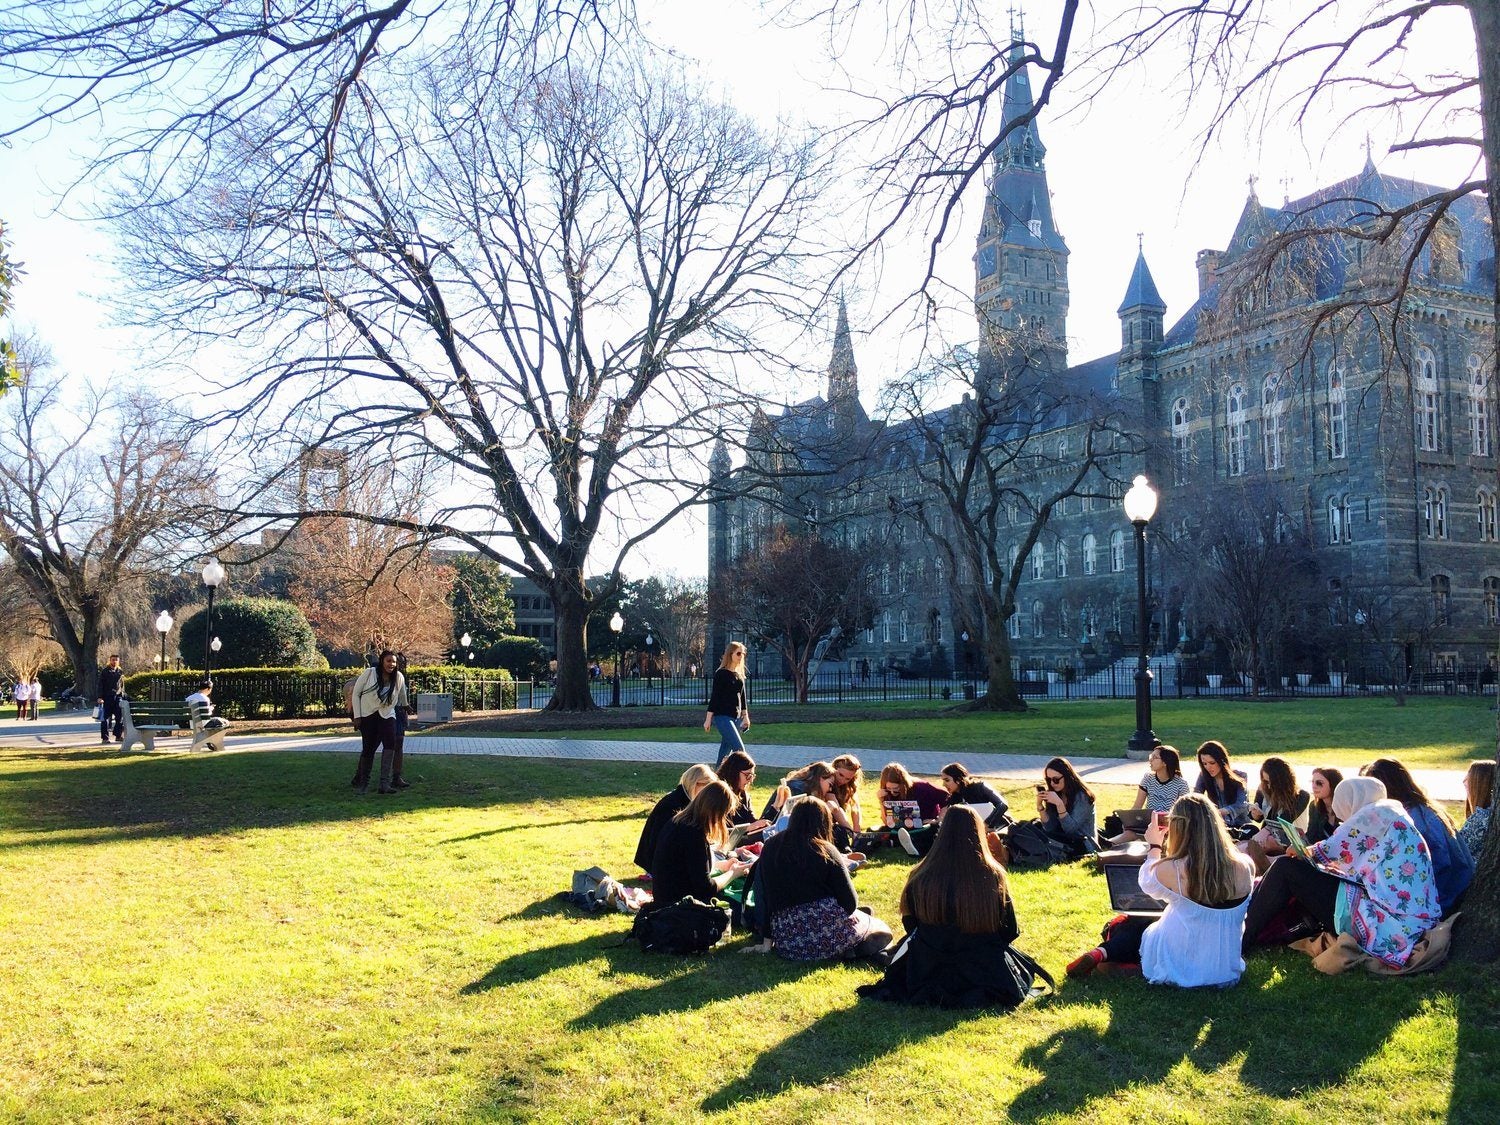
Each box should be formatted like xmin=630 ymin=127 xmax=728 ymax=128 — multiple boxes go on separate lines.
xmin=1066 ymin=949 xmax=1106 ymax=978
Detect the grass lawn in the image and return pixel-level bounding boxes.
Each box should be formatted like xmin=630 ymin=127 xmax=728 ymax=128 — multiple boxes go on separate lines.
xmin=492 ymin=696 xmax=1498 ymax=769
xmin=2 ymin=747 xmax=1494 ymax=1123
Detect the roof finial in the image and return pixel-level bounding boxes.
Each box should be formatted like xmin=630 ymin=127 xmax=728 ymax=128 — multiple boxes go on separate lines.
xmin=1136 ymin=231 xmax=1144 ymax=253
xmin=1009 ymin=4 xmax=1024 ymax=42
xmin=1247 ymin=173 xmax=1259 ymax=200
xmin=1362 ymin=134 xmax=1377 ymax=175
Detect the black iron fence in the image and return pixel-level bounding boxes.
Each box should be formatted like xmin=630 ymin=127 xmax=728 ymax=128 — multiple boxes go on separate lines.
xmin=131 ymin=669 xmax=536 ymax=720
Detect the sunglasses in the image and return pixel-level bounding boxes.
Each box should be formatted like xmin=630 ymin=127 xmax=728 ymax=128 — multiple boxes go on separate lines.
xmin=1045 ymin=774 xmax=1064 ymax=785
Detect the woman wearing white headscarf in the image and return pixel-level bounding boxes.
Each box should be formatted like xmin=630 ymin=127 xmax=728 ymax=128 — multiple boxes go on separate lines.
xmin=1242 ymin=776 xmax=1441 ymax=967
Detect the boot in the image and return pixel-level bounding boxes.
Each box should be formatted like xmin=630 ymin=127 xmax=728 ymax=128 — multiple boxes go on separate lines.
xmin=377 ymin=742 xmax=397 ymax=795
xmin=391 ymin=742 xmax=409 ymax=788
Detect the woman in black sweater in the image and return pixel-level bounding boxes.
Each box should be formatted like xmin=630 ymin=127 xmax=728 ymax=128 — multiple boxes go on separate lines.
xmin=703 ymin=642 xmax=750 ymax=766
xmin=938 ymin=762 xmax=1011 ymax=830
xmin=634 ymin=764 xmax=717 ymax=873
xmin=717 ymin=751 xmax=771 ymax=845
xmin=757 ymin=800 xmax=891 ymax=961
xmin=650 ymin=780 xmax=751 ymax=910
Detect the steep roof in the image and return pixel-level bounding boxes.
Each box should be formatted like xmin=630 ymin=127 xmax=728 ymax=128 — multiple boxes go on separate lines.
xmin=1118 ymin=248 xmax=1167 ymax=314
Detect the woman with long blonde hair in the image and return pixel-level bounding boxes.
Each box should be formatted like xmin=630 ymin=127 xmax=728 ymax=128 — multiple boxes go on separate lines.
xmin=704 ymin=641 xmax=751 ymax=765
xmin=831 ymin=754 xmax=864 ymax=832
xmin=1068 ymin=793 xmax=1255 ymax=987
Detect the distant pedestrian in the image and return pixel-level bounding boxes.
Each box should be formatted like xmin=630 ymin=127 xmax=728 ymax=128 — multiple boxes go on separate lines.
xmin=349 ymin=649 xmax=405 ymax=795
xmin=704 ymin=641 xmax=751 ymax=766
xmin=28 ymin=676 xmax=41 ymax=720
xmin=98 ymin=654 xmax=125 ymax=743
xmin=13 ymin=679 xmax=28 ymax=721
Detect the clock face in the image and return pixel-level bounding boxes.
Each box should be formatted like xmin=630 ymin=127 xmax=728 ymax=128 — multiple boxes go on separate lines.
xmin=978 ymin=244 xmax=997 ymax=277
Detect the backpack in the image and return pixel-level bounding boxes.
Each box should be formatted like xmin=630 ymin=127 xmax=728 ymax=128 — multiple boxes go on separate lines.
xmin=1004 ymin=820 xmax=1068 ymax=867
xmin=629 ymin=896 xmax=731 ymax=953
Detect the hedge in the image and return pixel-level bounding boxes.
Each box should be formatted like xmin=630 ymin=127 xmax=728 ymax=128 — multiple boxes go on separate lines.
xmin=124 ymin=665 xmax=521 ymax=720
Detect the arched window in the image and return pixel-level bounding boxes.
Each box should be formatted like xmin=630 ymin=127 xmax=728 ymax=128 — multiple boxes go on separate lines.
xmin=1262 ymin=374 xmax=1286 ymax=470
xmin=1415 ymin=346 xmax=1440 ymax=452
xmin=881 ymin=563 xmax=890 ymax=595
xmin=900 ymin=562 xmax=910 ymax=592
xmin=1082 ymin=533 xmax=1098 ymax=575
xmin=882 ymin=612 xmax=891 ymax=643
xmin=1007 ymin=610 xmax=1021 ymax=639
xmin=1008 ymin=543 xmax=1019 ymax=575
xmin=1056 ymin=436 xmax=1068 ymax=461
xmin=1226 ymin=382 xmax=1249 ymax=476
xmin=1032 ymin=600 xmax=1045 ymax=637
xmin=1327 ymin=494 xmax=1351 ymax=544
xmin=1431 ymin=574 xmax=1451 ymax=626
xmin=1031 ymin=550 xmax=1044 ymax=580
xmin=915 ymin=559 xmax=925 ymax=586
xmin=1424 ymin=485 xmax=1448 ymax=539
xmin=934 ymin=558 xmax=944 ymax=585
xmin=1470 ymin=355 xmax=1491 ymax=457
xmin=1059 ymin=599 xmax=1071 ymax=637
xmin=1110 ymin=529 xmax=1126 ymax=572
xmin=900 ymin=610 xmax=910 ymax=643
xmin=1486 ymin=576 xmax=1500 ymax=627
xmin=1056 ymin=541 xmax=1069 ymax=577
xmin=1171 ymin=397 xmax=1191 ymax=483
xmin=1326 ymin=364 xmax=1347 ymax=459
xmin=865 ymin=623 xmax=875 ymax=644
xmin=1480 ymin=489 xmax=1498 ymax=541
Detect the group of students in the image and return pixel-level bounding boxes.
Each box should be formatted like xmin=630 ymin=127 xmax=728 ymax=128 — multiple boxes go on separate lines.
xmin=11 ymin=676 xmax=43 ymax=721
xmin=347 ymin=650 xmax=414 ymax=795
xmin=631 ymin=736 xmax=1490 ymax=999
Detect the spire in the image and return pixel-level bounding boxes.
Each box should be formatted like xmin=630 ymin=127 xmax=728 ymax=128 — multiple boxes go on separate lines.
xmin=827 ymin=294 xmax=858 ymax=404
xmin=1118 ymin=246 xmax=1166 ymax=314
xmin=995 ymin=29 xmax=1045 ymax=172
xmin=709 ymin=437 xmax=731 ymax=479
xmin=1361 ymin=134 xmax=1377 ymax=177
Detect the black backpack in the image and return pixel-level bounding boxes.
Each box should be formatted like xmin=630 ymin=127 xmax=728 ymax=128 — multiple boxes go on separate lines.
xmin=1005 ymin=820 xmax=1068 ymax=867
xmin=629 ymin=896 xmax=731 ymax=953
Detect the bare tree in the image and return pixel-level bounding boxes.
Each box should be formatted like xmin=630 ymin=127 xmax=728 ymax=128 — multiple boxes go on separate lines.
xmin=878 ymin=334 xmax=1138 ymax=711
xmin=0 ymin=352 xmax=217 ymax=697
xmin=112 ymin=39 xmax=832 ymax=710
xmin=712 ymin=526 xmax=877 ymax=704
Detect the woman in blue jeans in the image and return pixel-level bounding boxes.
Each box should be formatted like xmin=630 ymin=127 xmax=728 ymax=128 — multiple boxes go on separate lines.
xmin=704 ymin=641 xmax=750 ymax=765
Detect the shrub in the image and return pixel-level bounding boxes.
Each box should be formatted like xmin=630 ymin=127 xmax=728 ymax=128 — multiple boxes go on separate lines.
xmin=178 ymin=598 xmax=321 ymax=668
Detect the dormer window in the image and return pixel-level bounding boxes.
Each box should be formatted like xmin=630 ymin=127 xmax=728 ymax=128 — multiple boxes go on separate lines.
xmin=1028 ymin=219 xmax=1042 ymax=238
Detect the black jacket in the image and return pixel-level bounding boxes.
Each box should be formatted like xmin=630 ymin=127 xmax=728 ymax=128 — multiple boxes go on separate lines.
xmin=755 ymin=833 xmax=856 ymax=919
xmin=953 ymin=780 xmax=1011 ymax=830
xmin=706 ymin=668 xmax=746 ymax=717
xmin=635 ymin=785 xmax=691 ymax=872
xmin=856 ymin=915 xmax=1026 ymax=1009
xmin=649 ymin=817 xmax=716 ymax=908
xmin=98 ymin=666 xmax=124 ymax=699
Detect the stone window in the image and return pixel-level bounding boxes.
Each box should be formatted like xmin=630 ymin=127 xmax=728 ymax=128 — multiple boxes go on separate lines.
xmin=1326 ymin=365 xmax=1347 ymax=460
xmin=1226 ymin=382 xmax=1249 ymax=476
xmin=900 ymin=610 xmax=910 ymax=643
xmin=1032 ymin=600 xmax=1045 ymax=637
xmin=1082 ymin=533 xmax=1098 ymax=575
xmin=1031 ymin=550 xmax=1044 ymax=580
xmin=1262 ymin=374 xmax=1287 ymax=471
xmin=1470 ymin=355 xmax=1491 ymax=457
xmin=1415 ymin=347 xmax=1440 ymax=452
xmin=1059 ymin=599 xmax=1071 ymax=636
xmin=900 ymin=562 xmax=910 ymax=592
xmin=934 ymin=558 xmax=945 ymax=585
xmin=1423 ymin=486 xmax=1448 ymax=539
xmin=1485 ymin=577 xmax=1500 ymax=627
xmin=1110 ymin=529 xmax=1126 ymax=573
xmin=1327 ymin=494 xmax=1351 ymax=544
xmin=882 ymin=563 xmax=890 ymax=595
xmin=1056 ymin=541 xmax=1068 ymax=577
xmin=1007 ymin=611 xmax=1021 ymax=639
xmin=1481 ymin=490 xmax=1499 ymax=542
xmin=1431 ymin=574 xmax=1451 ymax=626
xmin=1171 ymin=397 xmax=1191 ymax=483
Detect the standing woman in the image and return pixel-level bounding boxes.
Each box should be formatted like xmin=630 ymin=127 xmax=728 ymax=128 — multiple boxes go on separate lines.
xmin=1193 ymin=740 xmax=1251 ymax=827
xmin=389 ymin=652 xmax=413 ymax=790
xmin=350 ymin=650 xmax=405 ymax=795
xmin=1306 ymin=767 xmax=1345 ymax=843
xmin=704 ymin=642 xmax=751 ymax=766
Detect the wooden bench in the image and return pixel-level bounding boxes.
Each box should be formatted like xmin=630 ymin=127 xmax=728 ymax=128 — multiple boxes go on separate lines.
xmin=119 ymin=698 xmax=228 ymax=753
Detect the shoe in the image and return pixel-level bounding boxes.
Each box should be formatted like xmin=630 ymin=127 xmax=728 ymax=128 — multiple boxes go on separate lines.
xmin=378 ymin=786 xmax=396 ymax=795
xmin=393 ymin=778 xmax=411 ymax=789
xmin=897 ymin=828 xmax=920 ymax=857
xmin=101 ymin=739 xmax=111 ymax=745
xmin=1066 ymin=949 xmax=1105 ymax=979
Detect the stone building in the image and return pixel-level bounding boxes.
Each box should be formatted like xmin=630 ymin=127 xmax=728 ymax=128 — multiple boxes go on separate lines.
xmin=709 ymin=33 xmax=1498 ymax=683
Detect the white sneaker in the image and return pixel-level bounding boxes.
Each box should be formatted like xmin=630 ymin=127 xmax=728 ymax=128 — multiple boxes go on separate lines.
xmin=897 ymin=828 xmax=920 ymax=857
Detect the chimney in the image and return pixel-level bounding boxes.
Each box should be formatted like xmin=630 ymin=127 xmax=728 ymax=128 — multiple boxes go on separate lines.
xmin=1196 ymin=249 xmax=1222 ymax=296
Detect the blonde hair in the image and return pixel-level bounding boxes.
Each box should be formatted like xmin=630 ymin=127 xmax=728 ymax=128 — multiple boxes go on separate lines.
xmin=1466 ymin=760 xmax=1496 ymax=818
xmin=679 ymin=764 xmax=716 ymax=795
xmin=1162 ymin=793 xmax=1242 ymax=906
xmin=718 ymin=642 xmax=747 ymax=677
xmin=831 ymin=754 xmax=862 ymax=812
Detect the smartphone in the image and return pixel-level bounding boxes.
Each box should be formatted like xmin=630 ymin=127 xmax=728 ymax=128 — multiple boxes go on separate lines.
xmin=1035 ymin=784 xmax=1046 ymax=793
xmin=1154 ymin=811 xmax=1169 ymax=831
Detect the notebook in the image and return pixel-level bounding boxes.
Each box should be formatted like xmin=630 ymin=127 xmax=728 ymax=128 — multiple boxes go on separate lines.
xmin=882 ymin=799 xmax=924 ymax=830
xmin=1104 ymin=862 xmax=1167 ymax=916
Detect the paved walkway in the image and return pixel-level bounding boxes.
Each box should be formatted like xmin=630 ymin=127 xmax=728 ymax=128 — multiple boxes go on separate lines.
xmin=1 ymin=710 xmax=1472 ymax=800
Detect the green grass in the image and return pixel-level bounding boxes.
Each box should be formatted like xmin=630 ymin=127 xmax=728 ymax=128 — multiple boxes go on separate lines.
xmin=507 ymin=696 xmax=1496 ymax=768
xmin=1 ymin=748 xmax=1493 ymax=1122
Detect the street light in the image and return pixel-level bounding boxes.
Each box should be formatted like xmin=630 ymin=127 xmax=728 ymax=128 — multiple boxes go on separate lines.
xmin=644 ymin=625 xmax=655 ymax=691
xmin=155 ymin=609 xmax=173 ymax=675
xmin=200 ymin=558 xmax=225 ymax=677
xmin=211 ymin=636 xmax=222 ymax=656
xmin=1123 ymin=474 xmax=1159 ymax=758
xmin=609 ymin=611 xmax=624 ymax=707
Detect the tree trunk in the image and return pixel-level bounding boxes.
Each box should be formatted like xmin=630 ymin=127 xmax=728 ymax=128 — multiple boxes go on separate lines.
xmin=1450 ymin=0 xmax=1500 ymax=963
xmin=545 ymin=578 xmax=597 ymax=712
xmin=968 ymin=603 xmax=1027 ymax=712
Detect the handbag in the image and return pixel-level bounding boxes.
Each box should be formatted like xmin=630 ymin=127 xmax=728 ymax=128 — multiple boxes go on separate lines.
xmin=92 ymin=703 xmax=102 ymax=721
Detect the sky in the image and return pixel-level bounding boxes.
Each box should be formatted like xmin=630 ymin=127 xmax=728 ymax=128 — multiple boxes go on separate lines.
xmin=1 ymin=1 xmax=1485 ymax=583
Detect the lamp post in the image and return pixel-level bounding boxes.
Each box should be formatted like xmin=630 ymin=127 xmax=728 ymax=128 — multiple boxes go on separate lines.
xmin=645 ymin=626 xmax=654 ymax=691
xmin=200 ymin=558 xmax=225 ymax=677
xmin=460 ymin=631 xmax=472 ymax=664
xmin=1123 ymin=475 xmax=1158 ymax=758
xmin=609 ymin=611 xmax=624 ymax=707
xmin=155 ymin=609 xmax=173 ymax=676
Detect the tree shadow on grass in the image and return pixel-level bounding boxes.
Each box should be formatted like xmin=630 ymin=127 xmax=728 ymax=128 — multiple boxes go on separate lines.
xmin=567 ymin=952 xmax=822 ymax=1031
xmin=699 ymin=999 xmax=969 ymax=1114
xmin=1006 ymin=954 xmax=1440 ymax=1122
xmin=1450 ymin=963 xmax=1500 ymax=1124
xmin=0 ymin=750 xmax=661 ymax=847
xmin=439 ymin=811 xmax=643 ymax=844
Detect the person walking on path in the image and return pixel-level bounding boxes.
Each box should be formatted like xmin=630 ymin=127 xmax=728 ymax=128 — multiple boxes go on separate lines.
xmin=349 ymin=650 xmax=405 ymax=795
xmin=28 ymin=675 xmax=41 ymax=720
xmin=704 ymin=641 xmax=751 ymax=766
xmin=13 ymin=678 xmax=28 ymax=721
xmin=98 ymin=654 xmax=125 ymax=743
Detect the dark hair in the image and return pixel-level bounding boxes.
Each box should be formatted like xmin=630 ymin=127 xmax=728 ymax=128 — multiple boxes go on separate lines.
xmin=717 ymin=751 xmax=757 ymax=799
xmin=1154 ymin=745 xmax=1183 ymax=778
xmin=196 ymin=679 xmax=213 ymax=691
xmin=1362 ymin=758 xmax=1454 ymax=830
xmin=1312 ymin=767 xmax=1345 ymax=821
xmin=783 ymin=798 xmax=837 ymax=855
xmin=375 ymin=649 xmax=399 ymax=703
xmin=900 ymin=806 xmax=1011 ymax=934
xmin=1196 ymin=740 xmax=1245 ymax=804
xmin=1043 ymin=756 xmax=1093 ymax=811
xmin=1258 ymin=757 xmax=1299 ymax=816
xmin=940 ymin=762 xmax=973 ymax=786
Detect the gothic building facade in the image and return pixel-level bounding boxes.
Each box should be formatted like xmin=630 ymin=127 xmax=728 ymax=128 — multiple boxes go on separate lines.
xmin=708 ymin=33 xmax=1498 ymax=683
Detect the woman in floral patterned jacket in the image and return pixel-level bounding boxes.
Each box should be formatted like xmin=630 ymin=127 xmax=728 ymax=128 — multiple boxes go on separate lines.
xmin=1242 ymin=776 xmax=1440 ymax=968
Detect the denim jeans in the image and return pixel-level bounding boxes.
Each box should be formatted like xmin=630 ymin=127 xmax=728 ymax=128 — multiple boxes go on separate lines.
xmin=713 ymin=714 xmax=745 ymax=765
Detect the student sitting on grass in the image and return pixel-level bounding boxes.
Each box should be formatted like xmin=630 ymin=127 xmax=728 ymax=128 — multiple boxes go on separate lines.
xmin=1134 ymin=744 xmax=1191 ymax=812
xmin=874 ymin=763 xmax=946 ymax=853
xmin=763 ymin=762 xmax=857 ymax=847
xmin=1034 ymin=757 xmax=1097 ymax=857
xmin=635 ymin=764 xmax=716 ymax=874
xmin=1068 ymin=793 xmax=1255 ymax=987
xmin=1242 ymin=776 xmax=1440 ymax=968
xmin=755 ymin=800 xmax=892 ymax=962
xmin=1458 ymin=760 xmax=1494 ymax=860
xmin=716 ymin=751 xmax=772 ymax=844
xmin=649 ymin=780 xmax=753 ymax=913
xmin=857 ymin=806 xmax=1025 ymax=1008
xmin=1238 ymin=756 xmax=1311 ymax=872
xmin=1360 ymin=758 xmax=1473 ymax=915
xmin=1193 ymin=740 xmax=1250 ymax=827
xmin=937 ymin=763 xmax=1010 ymax=831
xmin=1305 ymin=767 xmax=1345 ymax=844
xmin=830 ymin=754 xmax=865 ymax=833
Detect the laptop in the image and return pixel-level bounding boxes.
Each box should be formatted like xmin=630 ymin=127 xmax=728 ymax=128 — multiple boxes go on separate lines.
xmin=882 ymin=799 xmax=925 ymax=830
xmin=1115 ymin=808 xmax=1153 ymax=834
xmin=1103 ymin=862 xmax=1167 ymax=916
